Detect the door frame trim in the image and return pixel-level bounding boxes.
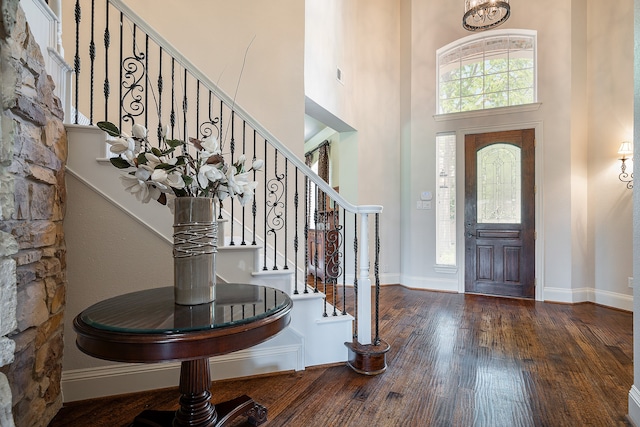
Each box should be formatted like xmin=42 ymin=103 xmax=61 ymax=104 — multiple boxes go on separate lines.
xmin=456 ymin=122 xmax=545 ymax=301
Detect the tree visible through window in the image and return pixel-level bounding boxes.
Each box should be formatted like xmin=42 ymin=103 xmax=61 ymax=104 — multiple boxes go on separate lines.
xmin=437 ymin=30 xmax=536 ymax=114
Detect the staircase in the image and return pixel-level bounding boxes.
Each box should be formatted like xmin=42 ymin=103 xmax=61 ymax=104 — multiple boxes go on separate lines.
xmin=24 ymin=0 xmax=383 ymax=401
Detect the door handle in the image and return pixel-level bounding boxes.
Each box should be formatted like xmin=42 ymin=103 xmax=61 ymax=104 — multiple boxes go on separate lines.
xmin=466 ymin=232 xmax=475 ymax=238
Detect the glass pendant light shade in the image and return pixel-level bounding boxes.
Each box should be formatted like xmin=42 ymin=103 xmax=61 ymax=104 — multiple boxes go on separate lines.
xmin=463 ymin=0 xmax=511 ymax=31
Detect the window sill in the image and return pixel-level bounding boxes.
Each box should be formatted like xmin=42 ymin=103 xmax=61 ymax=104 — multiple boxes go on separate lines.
xmin=433 ymin=102 xmax=542 ymax=122
xmin=434 ymin=265 xmax=457 ymax=274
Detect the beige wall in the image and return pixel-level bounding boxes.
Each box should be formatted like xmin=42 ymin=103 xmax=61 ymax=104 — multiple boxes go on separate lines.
xmin=121 ymin=0 xmax=305 ymax=157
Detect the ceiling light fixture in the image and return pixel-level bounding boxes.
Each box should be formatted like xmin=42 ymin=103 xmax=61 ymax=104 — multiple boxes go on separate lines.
xmin=463 ymin=0 xmax=511 ymax=32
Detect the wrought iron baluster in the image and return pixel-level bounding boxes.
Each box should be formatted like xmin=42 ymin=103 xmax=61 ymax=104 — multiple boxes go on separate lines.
xmin=241 ymin=121 xmax=247 ymax=246
xmin=182 ymin=68 xmax=188 ymax=141
xmin=341 ymin=209 xmax=347 ymax=315
xmin=118 ymin=11 xmax=122 ymax=130
xmin=374 ymin=213 xmax=381 ymax=345
xmin=353 ymin=214 xmax=358 ymax=339
xmin=313 ymin=181 xmax=319 ymax=293
xmin=294 ymin=169 xmax=299 ymax=294
xmin=144 ymin=35 xmax=149 ymax=128
xmin=156 ymin=47 xmax=163 ymax=142
xmin=73 ymin=0 xmax=80 ymax=124
xmin=103 ymin=1 xmax=110 ymax=121
xmin=170 ymin=58 xmax=175 ymax=137
xmin=262 ymin=139 xmax=268 ymax=270
xmin=229 ymin=111 xmax=236 ymax=246
xmin=304 ymin=173 xmax=309 ymax=294
xmin=195 ymin=81 xmax=200 ymax=138
xmin=283 ymin=159 xmax=289 ymax=270
xmin=89 ymin=0 xmax=95 ymax=124
xmin=251 ymin=131 xmax=258 ymax=245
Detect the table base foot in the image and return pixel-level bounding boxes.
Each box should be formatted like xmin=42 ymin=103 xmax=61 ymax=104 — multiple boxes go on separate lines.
xmin=129 ymin=395 xmax=267 ymax=427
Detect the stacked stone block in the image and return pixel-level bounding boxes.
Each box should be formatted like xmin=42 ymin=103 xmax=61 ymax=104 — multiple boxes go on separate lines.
xmin=0 ymin=1 xmax=67 ymax=426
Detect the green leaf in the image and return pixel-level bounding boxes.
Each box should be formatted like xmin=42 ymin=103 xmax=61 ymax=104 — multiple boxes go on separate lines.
xmin=166 ymin=139 xmax=184 ymax=148
xmin=109 ymin=157 xmax=131 ymax=169
xmin=137 ymin=152 xmax=148 ymax=165
xmin=183 ymin=175 xmax=193 ymax=186
xmin=155 ymin=163 xmax=174 ymax=170
xmin=160 ymin=147 xmax=176 ymax=156
xmin=97 ymin=121 xmax=121 ymax=137
xmin=151 ymin=147 xmax=163 ymax=157
xmin=173 ymin=188 xmax=189 ymax=197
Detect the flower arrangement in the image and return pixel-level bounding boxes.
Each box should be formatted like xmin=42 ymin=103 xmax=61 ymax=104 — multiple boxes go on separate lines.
xmin=97 ymin=121 xmax=262 ymax=208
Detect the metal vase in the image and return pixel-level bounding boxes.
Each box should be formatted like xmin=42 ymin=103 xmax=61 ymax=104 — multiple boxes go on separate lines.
xmin=173 ymin=197 xmax=217 ymax=305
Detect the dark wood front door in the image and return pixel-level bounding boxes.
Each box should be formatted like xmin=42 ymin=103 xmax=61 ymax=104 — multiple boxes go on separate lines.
xmin=465 ymin=129 xmax=535 ymax=298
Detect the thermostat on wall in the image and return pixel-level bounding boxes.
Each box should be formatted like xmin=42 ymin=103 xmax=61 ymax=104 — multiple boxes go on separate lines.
xmin=420 ymin=191 xmax=432 ymax=201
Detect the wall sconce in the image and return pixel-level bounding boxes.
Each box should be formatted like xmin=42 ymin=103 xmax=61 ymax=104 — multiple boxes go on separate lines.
xmin=618 ymin=141 xmax=633 ymax=189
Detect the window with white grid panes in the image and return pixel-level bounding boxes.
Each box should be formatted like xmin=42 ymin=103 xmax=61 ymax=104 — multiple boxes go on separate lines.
xmin=437 ymin=30 xmax=536 ymax=114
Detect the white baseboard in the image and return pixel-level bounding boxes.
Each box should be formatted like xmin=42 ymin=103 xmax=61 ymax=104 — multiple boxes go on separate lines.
xmin=399 ymin=274 xmax=459 ymax=293
xmin=544 ymin=286 xmax=632 ymax=311
xmin=61 ymin=328 xmax=303 ymax=402
xmin=628 ymin=385 xmax=640 ymax=426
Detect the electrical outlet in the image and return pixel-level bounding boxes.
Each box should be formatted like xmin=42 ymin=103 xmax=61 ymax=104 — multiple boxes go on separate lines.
xmin=629 ymin=277 xmax=634 ymax=288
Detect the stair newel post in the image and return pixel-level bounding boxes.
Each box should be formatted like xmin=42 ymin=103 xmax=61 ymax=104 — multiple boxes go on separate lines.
xmin=356 ymin=212 xmax=372 ymax=346
xmin=345 ymin=206 xmax=389 ymax=375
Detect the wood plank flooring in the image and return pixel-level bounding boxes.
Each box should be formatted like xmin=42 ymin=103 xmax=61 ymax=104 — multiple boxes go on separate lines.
xmin=48 ymin=286 xmax=633 ymax=427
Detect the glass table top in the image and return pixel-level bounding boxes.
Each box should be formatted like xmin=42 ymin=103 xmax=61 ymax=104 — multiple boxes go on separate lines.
xmin=79 ymin=283 xmax=291 ymax=334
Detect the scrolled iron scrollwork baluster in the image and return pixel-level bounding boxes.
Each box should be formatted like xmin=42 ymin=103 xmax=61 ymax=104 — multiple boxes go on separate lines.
xmin=197 ymin=92 xmax=220 ymax=143
xmin=121 ymin=23 xmax=146 ymax=125
xmin=266 ymin=150 xmax=285 ymax=271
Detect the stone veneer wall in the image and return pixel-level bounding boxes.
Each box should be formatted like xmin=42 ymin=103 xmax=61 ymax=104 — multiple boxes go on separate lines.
xmin=0 ymin=1 xmax=67 ymax=426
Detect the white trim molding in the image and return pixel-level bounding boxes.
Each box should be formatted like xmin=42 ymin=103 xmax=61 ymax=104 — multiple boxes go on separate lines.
xmin=628 ymin=385 xmax=640 ymax=426
xmin=61 ymin=328 xmax=303 ymax=402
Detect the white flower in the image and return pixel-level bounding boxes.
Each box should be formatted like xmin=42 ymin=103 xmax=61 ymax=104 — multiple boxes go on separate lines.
xmin=107 ymin=136 xmax=134 ymax=155
xmin=151 ymin=169 xmax=186 ymax=190
xmin=144 ymin=153 xmax=162 ymax=169
xmin=99 ymin=121 xmax=262 ymax=207
xmin=132 ymin=124 xmax=148 ymax=139
xmin=197 ymin=164 xmax=225 ymax=189
xmin=252 ymin=159 xmax=264 ymax=171
xmin=120 ymin=174 xmax=160 ymax=203
xmin=200 ymin=135 xmax=221 ymax=156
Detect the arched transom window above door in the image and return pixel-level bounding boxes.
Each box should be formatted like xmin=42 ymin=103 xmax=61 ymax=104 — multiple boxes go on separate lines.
xmin=437 ymin=30 xmax=537 ymax=114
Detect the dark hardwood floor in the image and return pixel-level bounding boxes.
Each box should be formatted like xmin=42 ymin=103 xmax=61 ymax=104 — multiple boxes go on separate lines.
xmin=49 ymin=285 xmax=633 ymax=427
